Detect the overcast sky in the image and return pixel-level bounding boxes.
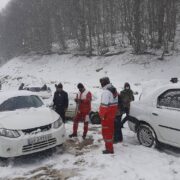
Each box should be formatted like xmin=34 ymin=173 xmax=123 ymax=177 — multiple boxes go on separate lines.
xmin=0 ymin=0 xmax=11 ymax=11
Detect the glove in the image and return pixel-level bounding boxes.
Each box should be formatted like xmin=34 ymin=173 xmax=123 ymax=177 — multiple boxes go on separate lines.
xmin=100 ymin=116 xmax=105 ymax=121
xmin=75 ymin=99 xmax=82 ymax=103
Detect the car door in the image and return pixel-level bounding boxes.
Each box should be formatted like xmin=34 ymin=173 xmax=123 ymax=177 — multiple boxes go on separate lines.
xmin=152 ymin=89 xmax=180 ymax=146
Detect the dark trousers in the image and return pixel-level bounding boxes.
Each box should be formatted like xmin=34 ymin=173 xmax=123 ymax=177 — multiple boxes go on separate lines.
xmin=114 ymin=115 xmax=123 ymax=142
xmin=56 ymin=108 xmax=66 ymax=123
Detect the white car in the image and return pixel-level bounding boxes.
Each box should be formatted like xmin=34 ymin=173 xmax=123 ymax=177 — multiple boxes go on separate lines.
xmin=0 ymin=91 xmax=65 ymax=158
xmin=66 ymin=92 xmax=100 ymax=124
xmin=19 ymin=84 xmax=52 ymax=99
xmin=24 ymin=87 xmax=52 ymax=99
xmin=128 ymin=83 xmax=180 ymax=148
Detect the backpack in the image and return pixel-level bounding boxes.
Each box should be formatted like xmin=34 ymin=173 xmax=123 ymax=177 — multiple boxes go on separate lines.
xmin=107 ymin=85 xmax=118 ymax=98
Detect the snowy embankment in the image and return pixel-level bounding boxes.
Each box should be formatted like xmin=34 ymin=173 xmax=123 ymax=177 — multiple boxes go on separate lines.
xmin=1 ymin=52 xmax=180 ymax=94
xmin=0 ymin=53 xmax=180 ymax=180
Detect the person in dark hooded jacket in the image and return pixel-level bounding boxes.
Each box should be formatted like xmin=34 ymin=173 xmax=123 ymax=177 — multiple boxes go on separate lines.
xmin=18 ymin=83 xmax=24 ymax=90
xmin=53 ymin=83 xmax=68 ymax=123
xmin=119 ymin=82 xmax=134 ymax=126
xmin=114 ymin=82 xmax=134 ymax=143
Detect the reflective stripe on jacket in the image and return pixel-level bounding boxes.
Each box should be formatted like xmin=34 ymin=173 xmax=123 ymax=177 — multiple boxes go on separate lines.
xmin=99 ymin=84 xmax=118 ymax=120
xmin=77 ymin=90 xmax=92 ymax=114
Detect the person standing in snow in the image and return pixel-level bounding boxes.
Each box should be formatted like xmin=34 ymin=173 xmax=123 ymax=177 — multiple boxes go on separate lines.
xmin=53 ymin=83 xmax=69 ymax=123
xmin=41 ymin=84 xmax=47 ymax=90
xmin=119 ymin=82 xmax=134 ymax=127
xmin=114 ymin=94 xmax=123 ymax=143
xmin=18 ymin=83 xmax=24 ymax=90
xmin=69 ymin=83 xmax=92 ymax=139
xmin=99 ymin=77 xmax=118 ymax=154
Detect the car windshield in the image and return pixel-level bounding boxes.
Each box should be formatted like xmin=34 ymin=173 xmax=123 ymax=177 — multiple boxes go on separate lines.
xmin=0 ymin=95 xmax=43 ymax=112
xmin=26 ymin=87 xmax=41 ymax=92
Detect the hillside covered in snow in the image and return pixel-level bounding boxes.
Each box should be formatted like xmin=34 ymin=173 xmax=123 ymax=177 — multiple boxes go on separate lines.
xmin=1 ymin=51 xmax=180 ymax=93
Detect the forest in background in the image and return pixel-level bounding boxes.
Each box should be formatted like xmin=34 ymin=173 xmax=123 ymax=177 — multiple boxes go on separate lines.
xmin=0 ymin=0 xmax=179 ymax=60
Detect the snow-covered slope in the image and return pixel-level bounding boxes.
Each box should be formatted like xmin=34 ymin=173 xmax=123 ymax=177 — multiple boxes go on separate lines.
xmin=1 ymin=52 xmax=180 ymax=94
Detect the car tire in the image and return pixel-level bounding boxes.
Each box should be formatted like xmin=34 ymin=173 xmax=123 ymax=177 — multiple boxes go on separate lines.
xmin=0 ymin=157 xmax=9 ymax=167
xmin=90 ymin=113 xmax=101 ymax=124
xmin=137 ymin=124 xmax=156 ymax=148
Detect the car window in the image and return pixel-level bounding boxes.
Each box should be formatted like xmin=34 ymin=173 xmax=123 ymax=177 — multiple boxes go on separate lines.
xmin=28 ymin=87 xmax=41 ymax=92
xmin=0 ymin=95 xmax=43 ymax=112
xmin=157 ymin=89 xmax=180 ymax=109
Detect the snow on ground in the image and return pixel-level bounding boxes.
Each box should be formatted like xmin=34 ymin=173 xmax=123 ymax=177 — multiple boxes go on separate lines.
xmin=1 ymin=122 xmax=180 ymax=180
xmin=0 ymin=53 xmax=180 ymax=179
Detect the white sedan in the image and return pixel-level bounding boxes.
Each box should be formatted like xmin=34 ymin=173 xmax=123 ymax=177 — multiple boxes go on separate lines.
xmin=0 ymin=91 xmax=65 ymax=158
xmin=128 ymin=83 xmax=180 ymax=148
xmin=23 ymin=86 xmax=52 ymax=99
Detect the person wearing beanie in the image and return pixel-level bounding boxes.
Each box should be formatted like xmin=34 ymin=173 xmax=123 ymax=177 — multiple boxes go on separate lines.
xmin=119 ymin=82 xmax=134 ymax=127
xmin=53 ymin=83 xmax=69 ymax=123
xmin=99 ymin=77 xmax=118 ymax=154
xmin=69 ymin=83 xmax=92 ymax=139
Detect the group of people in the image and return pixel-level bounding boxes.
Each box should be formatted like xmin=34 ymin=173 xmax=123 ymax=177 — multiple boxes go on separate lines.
xmin=53 ymin=77 xmax=134 ymax=154
xmin=53 ymin=83 xmax=91 ymax=140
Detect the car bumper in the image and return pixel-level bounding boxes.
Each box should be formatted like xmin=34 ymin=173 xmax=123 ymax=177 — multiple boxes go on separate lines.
xmin=127 ymin=116 xmax=139 ymax=132
xmin=128 ymin=121 xmax=136 ymax=132
xmin=0 ymin=125 xmax=66 ymax=158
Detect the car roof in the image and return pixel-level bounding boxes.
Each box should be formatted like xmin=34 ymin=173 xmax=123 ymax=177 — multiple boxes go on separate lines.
xmin=0 ymin=90 xmax=37 ymax=104
xmin=140 ymin=83 xmax=180 ymax=103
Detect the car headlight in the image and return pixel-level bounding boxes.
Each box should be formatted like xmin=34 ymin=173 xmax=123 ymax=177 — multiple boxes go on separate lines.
xmin=0 ymin=129 xmax=20 ymax=138
xmin=53 ymin=118 xmax=63 ymax=129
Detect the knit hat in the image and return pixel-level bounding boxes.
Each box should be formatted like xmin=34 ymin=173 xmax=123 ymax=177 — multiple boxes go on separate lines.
xmin=100 ymin=77 xmax=110 ymax=87
xmin=57 ymin=83 xmax=63 ymax=88
xmin=77 ymin=83 xmax=84 ymax=89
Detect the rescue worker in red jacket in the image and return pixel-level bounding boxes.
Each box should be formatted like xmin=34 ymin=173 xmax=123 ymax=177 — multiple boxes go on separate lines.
xmin=69 ymin=83 xmax=92 ymax=139
xmin=99 ymin=77 xmax=118 ymax=154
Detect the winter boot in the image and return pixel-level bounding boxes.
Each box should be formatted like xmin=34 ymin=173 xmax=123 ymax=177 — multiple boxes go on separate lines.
xmin=82 ymin=134 xmax=86 ymax=140
xmin=102 ymin=150 xmax=114 ymax=154
xmin=69 ymin=133 xmax=77 ymax=138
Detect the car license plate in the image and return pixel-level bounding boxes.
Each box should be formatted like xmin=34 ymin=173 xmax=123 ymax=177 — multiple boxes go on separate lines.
xmin=28 ymin=134 xmax=52 ymax=145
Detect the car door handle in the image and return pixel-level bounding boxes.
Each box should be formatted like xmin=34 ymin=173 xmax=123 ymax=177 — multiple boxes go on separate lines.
xmin=152 ymin=113 xmax=158 ymax=116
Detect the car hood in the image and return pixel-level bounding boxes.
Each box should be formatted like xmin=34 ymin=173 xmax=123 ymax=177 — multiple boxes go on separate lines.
xmin=0 ymin=107 xmax=59 ymax=130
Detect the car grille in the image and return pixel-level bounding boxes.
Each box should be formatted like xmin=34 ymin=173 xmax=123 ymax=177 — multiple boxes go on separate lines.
xmin=22 ymin=138 xmax=57 ymax=153
xmin=22 ymin=124 xmax=52 ymax=134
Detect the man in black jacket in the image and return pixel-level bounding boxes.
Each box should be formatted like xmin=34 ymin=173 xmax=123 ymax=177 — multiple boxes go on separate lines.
xmin=53 ymin=83 xmax=68 ymax=123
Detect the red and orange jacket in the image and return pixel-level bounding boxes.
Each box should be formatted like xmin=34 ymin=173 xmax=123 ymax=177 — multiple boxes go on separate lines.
xmin=76 ymin=90 xmax=92 ymax=114
xmin=99 ymin=84 xmax=118 ymax=120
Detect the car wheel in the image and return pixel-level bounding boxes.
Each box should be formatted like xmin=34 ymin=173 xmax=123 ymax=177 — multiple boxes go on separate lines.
xmin=0 ymin=157 xmax=9 ymax=167
xmin=90 ymin=113 xmax=101 ymax=124
xmin=137 ymin=124 xmax=156 ymax=147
